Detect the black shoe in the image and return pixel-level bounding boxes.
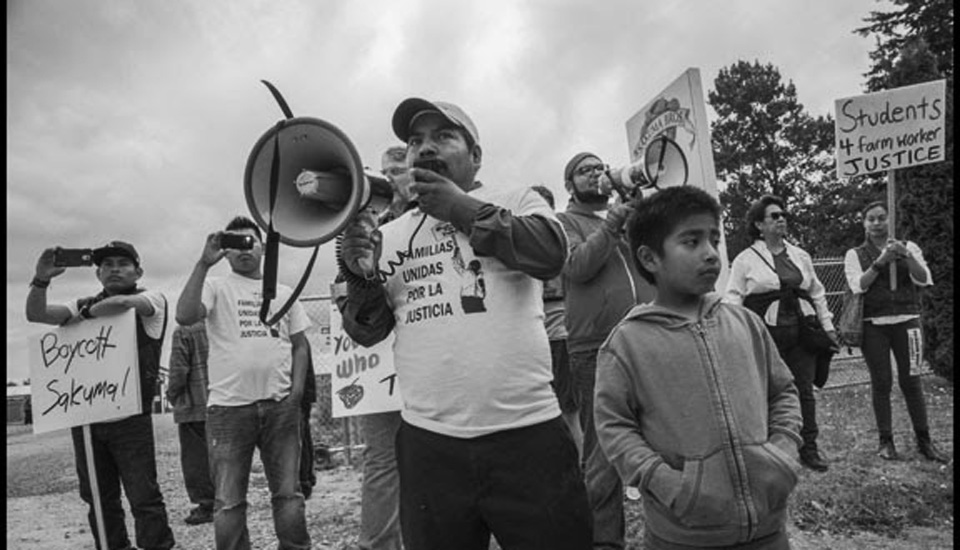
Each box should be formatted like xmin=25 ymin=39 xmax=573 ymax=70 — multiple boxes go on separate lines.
xmin=878 ymin=440 xmax=899 ymax=461
xmin=800 ymin=451 xmax=829 ymax=472
xmin=917 ymin=439 xmax=949 ymax=463
xmin=301 ymin=483 xmax=313 ymax=500
xmin=184 ymin=506 xmax=214 ymax=525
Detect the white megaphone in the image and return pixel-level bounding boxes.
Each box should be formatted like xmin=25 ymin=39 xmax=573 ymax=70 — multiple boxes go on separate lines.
xmin=242 ymin=80 xmax=392 ymax=326
xmin=599 ymin=134 xmax=690 ymax=200
xmin=244 ymin=116 xmax=392 ymax=248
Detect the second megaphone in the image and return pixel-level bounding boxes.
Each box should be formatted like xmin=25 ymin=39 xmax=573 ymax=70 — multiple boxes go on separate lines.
xmin=243 ymin=117 xmax=393 ymax=248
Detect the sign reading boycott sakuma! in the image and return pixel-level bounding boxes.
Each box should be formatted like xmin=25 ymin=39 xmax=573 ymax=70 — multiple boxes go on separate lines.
xmin=29 ymin=310 xmax=141 ymax=434
xmin=329 ymin=307 xmax=402 ymax=418
xmin=835 ymin=80 xmax=946 ymax=178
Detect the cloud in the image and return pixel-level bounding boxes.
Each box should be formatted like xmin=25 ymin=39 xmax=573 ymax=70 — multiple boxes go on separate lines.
xmin=7 ymin=0 xmax=882 ymax=380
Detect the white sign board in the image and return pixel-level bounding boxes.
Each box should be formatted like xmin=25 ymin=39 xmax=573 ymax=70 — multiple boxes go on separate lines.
xmin=834 ymin=80 xmax=946 ymax=178
xmin=625 ymin=67 xmax=729 ymax=291
xmin=329 ymin=308 xmax=402 ymax=417
xmin=29 ymin=310 xmax=141 ymax=434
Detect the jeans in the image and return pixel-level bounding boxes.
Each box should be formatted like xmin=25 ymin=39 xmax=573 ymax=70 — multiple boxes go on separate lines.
xmin=300 ymin=404 xmax=316 ymax=495
xmin=359 ymin=411 xmax=403 ymax=550
xmin=71 ymin=413 xmax=175 ymax=550
xmin=396 ymin=417 xmax=591 ymax=550
xmin=768 ymin=325 xmax=819 ymax=455
xmin=178 ymin=421 xmax=215 ymax=510
xmin=644 ymin=527 xmax=790 ymax=549
xmin=206 ymin=397 xmax=310 ymax=550
xmin=571 ymin=348 xmax=625 ymax=549
xmin=861 ymin=319 xmax=929 ymax=439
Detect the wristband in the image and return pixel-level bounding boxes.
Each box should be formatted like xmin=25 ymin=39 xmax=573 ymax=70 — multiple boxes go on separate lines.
xmin=80 ymin=304 xmax=94 ymax=319
xmin=30 ymin=277 xmax=50 ymax=289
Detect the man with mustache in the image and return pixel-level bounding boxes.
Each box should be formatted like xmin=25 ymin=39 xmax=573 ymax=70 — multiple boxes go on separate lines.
xmin=176 ymin=215 xmax=312 ymax=550
xmin=338 ymin=98 xmax=592 ymax=549
xmin=558 ymin=153 xmax=656 ymax=549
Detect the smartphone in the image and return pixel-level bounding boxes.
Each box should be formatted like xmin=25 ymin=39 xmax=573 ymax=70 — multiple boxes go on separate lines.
xmin=219 ymin=233 xmax=255 ymax=250
xmin=54 ymin=248 xmax=94 ymax=267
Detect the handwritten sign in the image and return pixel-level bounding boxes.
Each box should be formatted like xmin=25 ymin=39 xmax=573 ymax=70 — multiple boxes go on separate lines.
xmin=834 ymin=80 xmax=946 ymax=178
xmin=329 ymin=307 xmax=401 ymax=417
xmin=625 ymin=67 xmax=730 ymax=291
xmin=29 ymin=310 xmax=141 ymax=434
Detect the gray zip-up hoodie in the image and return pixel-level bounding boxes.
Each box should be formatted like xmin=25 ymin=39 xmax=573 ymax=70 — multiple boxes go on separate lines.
xmin=595 ymin=293 xmax=802 ymax=546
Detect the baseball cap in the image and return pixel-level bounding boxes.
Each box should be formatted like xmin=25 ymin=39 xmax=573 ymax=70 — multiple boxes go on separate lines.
xmin=92 ymin=240 xmax=140 ymax=266
xmin=392 ymin=98 xmax=479 ymax=146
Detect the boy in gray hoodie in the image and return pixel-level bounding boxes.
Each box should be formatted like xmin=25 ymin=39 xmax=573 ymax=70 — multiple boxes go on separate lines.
xmin=595 ymin=186 xmax=803 ymax=549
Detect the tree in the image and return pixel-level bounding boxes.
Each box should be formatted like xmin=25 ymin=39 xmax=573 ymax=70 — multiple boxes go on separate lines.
xmin=708 ymin=61 xmax=844 ymax=259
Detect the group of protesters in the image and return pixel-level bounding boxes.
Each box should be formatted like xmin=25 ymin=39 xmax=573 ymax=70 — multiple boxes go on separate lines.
xmin=26 ymin=96 xmax=948 ymax=550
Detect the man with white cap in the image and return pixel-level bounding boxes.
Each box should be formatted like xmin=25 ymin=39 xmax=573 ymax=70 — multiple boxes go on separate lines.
xmin=337 ymin=98 xmax=592 ymax=549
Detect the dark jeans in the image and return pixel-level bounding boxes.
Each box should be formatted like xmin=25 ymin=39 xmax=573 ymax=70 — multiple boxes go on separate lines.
xmin=644 ymin=527 xmax=790 ymax=550
xmin=207 ymin=397 xmax=310 ymax=550
xmin=300 ymin=403 xmax=316 ymax=495
xmin=861 ymin=319 xmax=929 ymax=439
xmin=768 ymin=325 xmax=819 ymax=455
xmin=178 ymin=421 xmax=215 ymax=510
xmin=396 ymin=417 xmax=591 ymax=550
xmin=571 ymin=348 xmax=625 ymax=549
xmin=550 ymin=339 xmax=580 ymax=414
xmin=71 ymin=413 xmax=174 ymax=550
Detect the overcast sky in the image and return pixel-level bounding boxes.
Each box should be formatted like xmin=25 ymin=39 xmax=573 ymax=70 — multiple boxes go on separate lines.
xmin=7 ymin=0 xmax=883 ymax=381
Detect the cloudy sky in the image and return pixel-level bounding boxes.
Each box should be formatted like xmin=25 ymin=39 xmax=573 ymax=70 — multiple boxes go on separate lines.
xmin=7 ymin=0 xmax=883 ymax=381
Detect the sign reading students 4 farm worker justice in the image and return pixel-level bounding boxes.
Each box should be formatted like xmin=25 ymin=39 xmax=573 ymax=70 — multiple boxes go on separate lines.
xmin=835 ymin=80 xmax=946 ymax=178
xmin=28 ymin=309 xmax=141 ymax=434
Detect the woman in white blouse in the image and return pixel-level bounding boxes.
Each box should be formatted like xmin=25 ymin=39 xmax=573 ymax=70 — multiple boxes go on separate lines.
xmin=725 ymin=195 xmax=836 ymax=473
xmin=843 ymin=200 xmax=947 ymax=463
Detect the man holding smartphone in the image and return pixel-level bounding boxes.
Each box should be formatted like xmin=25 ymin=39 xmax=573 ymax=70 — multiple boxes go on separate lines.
xmin=25 ymin=240 xmax=175 ymax=550
xmin=176 ymin=215 xmax=312 ymax=550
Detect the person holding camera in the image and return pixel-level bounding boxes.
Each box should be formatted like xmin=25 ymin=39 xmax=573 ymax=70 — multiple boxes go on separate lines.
xmin=176 ymin=215 xmax=312 ymax=550
xmin=559 ymin=152 xmax=656 ymax=550
xmin=25 ymin=240 xmax=175 ymax=550
xmin=337 ymin=98 xmax=591 ymax=549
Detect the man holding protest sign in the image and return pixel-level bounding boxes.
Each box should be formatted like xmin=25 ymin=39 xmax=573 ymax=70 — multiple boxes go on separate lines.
xmin=25 ymin=240 xmax=175 ymax=550
xmin=176 ymin=215 xmax=312 ymax=550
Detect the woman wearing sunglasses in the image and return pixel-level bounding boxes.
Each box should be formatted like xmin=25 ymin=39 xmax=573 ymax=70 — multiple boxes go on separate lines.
xmin=725 ymin=194 xmax=837 ymax=473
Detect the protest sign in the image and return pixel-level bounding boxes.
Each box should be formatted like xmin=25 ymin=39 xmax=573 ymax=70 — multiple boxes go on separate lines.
xmin=625 ymin=67 xmax=729 ymax=290
xmin=29 ymin=309 xmax=141 ymax=434
xmin=329 ymin=307 xmax=401 ymax=418
xmin=834 ymin=80 xmax=946 ymax=178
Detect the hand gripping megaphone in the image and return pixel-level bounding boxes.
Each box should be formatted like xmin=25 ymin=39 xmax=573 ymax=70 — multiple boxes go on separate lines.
xmin=599 ymin=134 xmax=689 ymax=200
xmin=243 ymin=80 xmax=392 ymax=325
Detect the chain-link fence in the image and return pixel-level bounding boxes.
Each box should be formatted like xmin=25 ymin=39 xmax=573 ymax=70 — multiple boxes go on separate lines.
xmin=299 ymin=295 xmax=366 ymax=466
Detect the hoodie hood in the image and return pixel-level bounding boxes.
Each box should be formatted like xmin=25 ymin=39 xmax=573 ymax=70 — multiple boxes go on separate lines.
xmin=621 ymin=292 xmax=725 ymax=329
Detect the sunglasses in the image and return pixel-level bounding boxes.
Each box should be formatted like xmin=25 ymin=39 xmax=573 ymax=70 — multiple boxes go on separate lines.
xmin=575 ymin=163 xmax=609 ymax=176
xmin=768 ymin=211 xmax=789 ymax=221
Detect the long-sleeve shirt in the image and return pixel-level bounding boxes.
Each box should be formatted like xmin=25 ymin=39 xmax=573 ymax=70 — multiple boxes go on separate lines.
xmin=165 ymin=322 xmax=210 ymax=424
xmin=339 ymin=183 xmax=567 ymax=438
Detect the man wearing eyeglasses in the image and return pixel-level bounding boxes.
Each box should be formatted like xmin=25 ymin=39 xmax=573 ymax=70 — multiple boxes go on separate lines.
xmin=558 ymin=152 xmax=657 ymax=550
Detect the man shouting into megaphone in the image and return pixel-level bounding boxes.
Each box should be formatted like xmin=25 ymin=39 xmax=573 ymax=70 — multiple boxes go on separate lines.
xmin=337 ymin=98 xmax=593 ymax=549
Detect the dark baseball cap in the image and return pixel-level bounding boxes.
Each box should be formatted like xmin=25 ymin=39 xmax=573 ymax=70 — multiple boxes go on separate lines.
xmin=92 ymin=240 xmax=140 ymax=266
xmin=392 ymin=98 xmax=479 ymax=146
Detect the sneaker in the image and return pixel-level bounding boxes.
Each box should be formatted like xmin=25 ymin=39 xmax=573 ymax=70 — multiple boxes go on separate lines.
xmin=917 ymin=439 xmax=949 ymax=463
xmin=800 ymin=451 xmax=829 ymax=472
xmin=878 ymin=440 xmax=899 ymax=461
xmin=184 ymin=506 xmax=214 ymax=525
